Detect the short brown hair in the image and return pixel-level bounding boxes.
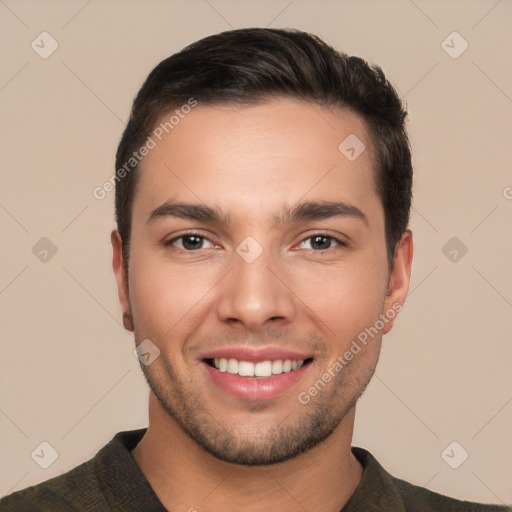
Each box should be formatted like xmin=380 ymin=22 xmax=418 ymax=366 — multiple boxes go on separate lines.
xmin=115 ymin=28 xmax=412 ymax=269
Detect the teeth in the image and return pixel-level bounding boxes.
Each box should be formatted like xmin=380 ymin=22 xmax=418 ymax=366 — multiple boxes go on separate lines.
xmin=271 ymin=360 xmax=283 ymax=374
xmin=227 ymin=358 xmax=238 ymax=374
xmin=238 ymin=361 xmax=254 ymax=377
xmin=255 ymin=361 xmax=272 ymax=377
xmin=212 ymin=358 xmax=306 ymax=377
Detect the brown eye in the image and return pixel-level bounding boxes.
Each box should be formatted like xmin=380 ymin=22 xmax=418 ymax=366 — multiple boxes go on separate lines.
xmin=298 ymin=235 xmax=345 ymax=252
xmin=166 ymin=234 xmax=215 ymax=251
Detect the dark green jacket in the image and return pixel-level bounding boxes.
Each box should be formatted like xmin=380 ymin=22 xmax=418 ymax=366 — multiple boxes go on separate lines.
xmin=1 ymin=429 xmax=510 ymax=511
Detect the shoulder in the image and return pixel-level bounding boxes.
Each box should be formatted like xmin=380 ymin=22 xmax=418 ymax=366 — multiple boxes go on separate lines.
xmin=0 ymin=458 xmax=105 ymax=511
xmin=349 ymin=447 xmax=511 ymax=512
xmin=0 ymin=429 xmax=147 ymax=512
xmin=392 ymin=473 xmax=511 ymax=511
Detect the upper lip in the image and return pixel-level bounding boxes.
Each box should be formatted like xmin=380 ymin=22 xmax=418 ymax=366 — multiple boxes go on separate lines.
xmin=199 ymin=346 xmax=313 ymax=363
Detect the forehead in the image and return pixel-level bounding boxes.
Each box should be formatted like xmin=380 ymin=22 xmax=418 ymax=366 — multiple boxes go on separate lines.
xmin=133 ymin=97 xmax=382 ymax=228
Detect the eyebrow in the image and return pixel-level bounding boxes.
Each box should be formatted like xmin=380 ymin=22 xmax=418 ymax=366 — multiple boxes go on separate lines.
xmin=147 ymin=199 xmax=369 ymax=227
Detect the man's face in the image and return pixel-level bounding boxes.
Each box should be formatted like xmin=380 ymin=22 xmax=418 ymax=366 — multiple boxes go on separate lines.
xmin=113 ymin=97 xmax=410 ymax=465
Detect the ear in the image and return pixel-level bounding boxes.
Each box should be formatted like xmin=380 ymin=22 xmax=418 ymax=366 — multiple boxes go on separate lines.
xmin=111 ymin=229 xmax=134 ymax=332
xmin=382 ymin=229 xmax=413 ymax=334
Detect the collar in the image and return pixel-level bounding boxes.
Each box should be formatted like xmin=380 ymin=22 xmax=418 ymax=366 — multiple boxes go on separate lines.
xmin=99 ymin=429 xmax=404 ymax=511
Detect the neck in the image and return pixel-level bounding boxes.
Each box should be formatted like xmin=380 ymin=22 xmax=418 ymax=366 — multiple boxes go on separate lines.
xmin=131 ymin=392 xmax=363 ymax=512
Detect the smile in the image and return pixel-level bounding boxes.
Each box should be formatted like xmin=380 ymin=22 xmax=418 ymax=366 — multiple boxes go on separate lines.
xmin=207 ymin=358 xmax=310 ymax=377
xmin=202 ymin=356 xmax=314 ymax=401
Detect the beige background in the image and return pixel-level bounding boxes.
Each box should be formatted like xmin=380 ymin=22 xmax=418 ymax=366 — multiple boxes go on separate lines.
xmin=1 ymin=0 xmax=511 ymax=505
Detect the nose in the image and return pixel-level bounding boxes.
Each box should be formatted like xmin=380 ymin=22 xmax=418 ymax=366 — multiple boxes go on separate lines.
xmin=216 ymin=242 xmax=297 ymax=332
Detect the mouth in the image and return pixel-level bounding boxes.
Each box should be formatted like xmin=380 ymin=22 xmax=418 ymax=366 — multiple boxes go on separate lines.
xmin=201 ymin=356 xmax=314 ymax=401
xmin=204 ymin=357 xmax=314 ymax=377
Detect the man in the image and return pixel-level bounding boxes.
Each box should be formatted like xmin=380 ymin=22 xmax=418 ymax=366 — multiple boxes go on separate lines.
xmin=1 ymin=28 xmax=509 ymax=511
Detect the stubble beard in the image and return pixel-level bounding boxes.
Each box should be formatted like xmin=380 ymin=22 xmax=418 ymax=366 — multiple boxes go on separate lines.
xmin=139 ymin=345 xmax=380 ymax=466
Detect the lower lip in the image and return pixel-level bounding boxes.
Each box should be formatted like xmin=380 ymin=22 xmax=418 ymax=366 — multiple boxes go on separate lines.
xmin=203 ymin=361 xmax=312 ymax=401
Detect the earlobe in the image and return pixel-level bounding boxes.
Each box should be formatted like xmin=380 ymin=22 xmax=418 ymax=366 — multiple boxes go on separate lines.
xmin=123 ymin=311 xmax=134 ymax=331
xmin=111 ymin=229 xmax=134 ymax=332
xmin=383 ymin=230 xmax=413 ymax=334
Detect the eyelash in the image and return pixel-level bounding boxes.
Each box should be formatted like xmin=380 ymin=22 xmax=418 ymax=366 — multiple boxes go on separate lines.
xmin=164 ymin=232 xmax=347 ymax=253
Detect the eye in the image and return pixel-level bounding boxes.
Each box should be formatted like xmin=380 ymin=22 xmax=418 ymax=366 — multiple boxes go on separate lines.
xmin=165 ymin=234 xmax=217 ymax=251
xmin=165 ymin=233 xmax=345 ymax=252
xmin=298 ymin=234 xmax=345 ymax=252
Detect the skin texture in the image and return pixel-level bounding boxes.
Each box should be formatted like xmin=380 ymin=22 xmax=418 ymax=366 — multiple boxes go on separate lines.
xmin=112 ymin=97 xmax=413 ymax=512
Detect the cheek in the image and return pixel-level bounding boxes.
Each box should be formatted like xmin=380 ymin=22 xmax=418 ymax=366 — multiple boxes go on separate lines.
xmin=294 ymin=260 xmax=387 ymax=340
xmin=127 ymin=230 xmax=389 ymax=348
xmin=128 ymin=252 xmax=219 ymax=340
